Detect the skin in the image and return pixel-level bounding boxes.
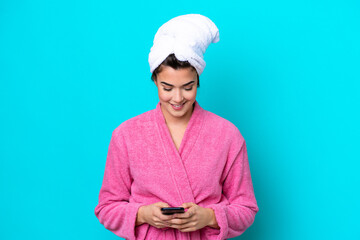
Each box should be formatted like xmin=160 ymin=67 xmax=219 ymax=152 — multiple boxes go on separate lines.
xmin=136 ymin=202 xmax=219 ymax=231
xmin=135 ymin=65 xmax=220 ymax=231
xmin=154 ymin=65 xmax=198 ymax=126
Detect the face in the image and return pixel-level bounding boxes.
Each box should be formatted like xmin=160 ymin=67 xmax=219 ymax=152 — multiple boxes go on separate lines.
xmin=154 ymin=65 xmax=198 ymax=123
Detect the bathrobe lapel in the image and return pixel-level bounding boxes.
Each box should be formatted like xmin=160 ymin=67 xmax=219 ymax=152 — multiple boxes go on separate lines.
xmin=154 ymin=100 xmax=205 ymax=204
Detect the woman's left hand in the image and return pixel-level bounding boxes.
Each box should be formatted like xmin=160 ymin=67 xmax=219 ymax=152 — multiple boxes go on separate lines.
xmin=165 ymin=202 xmax=214 ymax=232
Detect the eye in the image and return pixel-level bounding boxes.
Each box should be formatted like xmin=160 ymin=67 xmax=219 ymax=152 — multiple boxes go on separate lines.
xmin=163 ymin=88 xmax=172 ymax=91
xmin=185 ymin=87 xmax=193 ymax=91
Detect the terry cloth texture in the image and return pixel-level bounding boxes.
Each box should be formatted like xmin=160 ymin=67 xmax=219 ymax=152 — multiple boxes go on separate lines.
xmin=95 ymin=101 xmax=259 ymax=239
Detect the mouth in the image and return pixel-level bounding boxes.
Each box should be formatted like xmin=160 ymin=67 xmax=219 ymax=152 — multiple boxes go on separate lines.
xmin=170 ymin=101 xmax=186 ymax=110
xmin=170 ymin=102 xmax=186 ymax=107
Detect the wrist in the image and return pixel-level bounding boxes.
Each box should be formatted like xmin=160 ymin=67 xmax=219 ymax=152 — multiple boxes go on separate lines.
xmin=136 ymin=206 xmax=146 ymax=226
xmin=206 ymin=208 xmax=219 ymax=229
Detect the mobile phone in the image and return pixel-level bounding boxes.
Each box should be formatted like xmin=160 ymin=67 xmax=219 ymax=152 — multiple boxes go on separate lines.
xmin=161 ymin=207 xmax=185 ymax=215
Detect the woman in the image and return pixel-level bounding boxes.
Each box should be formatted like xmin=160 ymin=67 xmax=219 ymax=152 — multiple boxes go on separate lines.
xmin=94 ymin=14 xmax=259 ymax=240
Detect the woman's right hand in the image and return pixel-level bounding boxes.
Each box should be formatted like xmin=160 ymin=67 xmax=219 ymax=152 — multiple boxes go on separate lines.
xmin=136 ymin=202 xmax=174 ymax=229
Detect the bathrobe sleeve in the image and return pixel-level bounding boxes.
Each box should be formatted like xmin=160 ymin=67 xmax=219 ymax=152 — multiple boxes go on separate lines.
xmin=206 ymin=128 xmax=259 ymax=239
xmin=94 ymin=127 xmax=145 ymax=240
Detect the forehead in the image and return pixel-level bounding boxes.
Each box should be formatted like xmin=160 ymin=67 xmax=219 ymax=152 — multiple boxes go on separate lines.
xmin=157 ymin=66 xmax=197 ymax=84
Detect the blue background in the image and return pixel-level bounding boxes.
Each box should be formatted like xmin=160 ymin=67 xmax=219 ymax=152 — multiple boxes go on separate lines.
xmin=1 ymin=0 xmax=359 ymax=239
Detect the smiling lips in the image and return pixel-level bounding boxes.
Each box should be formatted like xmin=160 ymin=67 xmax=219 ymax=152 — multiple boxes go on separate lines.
xmin=170 ymin=102 xmax=186 ymax=110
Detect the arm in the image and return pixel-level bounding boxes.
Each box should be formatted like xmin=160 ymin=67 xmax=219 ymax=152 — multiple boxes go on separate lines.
xmin=205 ymin=130 xmax=259 ymax=239
xmin=94 ymin=128 xmax=145 ymax=240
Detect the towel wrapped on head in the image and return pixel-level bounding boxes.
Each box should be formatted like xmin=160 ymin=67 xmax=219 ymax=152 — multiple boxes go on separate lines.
xmin=148 ymin=14 xmax=220 ymax=76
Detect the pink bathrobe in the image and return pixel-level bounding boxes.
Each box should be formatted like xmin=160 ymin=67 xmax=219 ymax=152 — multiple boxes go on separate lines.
xmin=94 ymin=100 xmax=259 ymax=240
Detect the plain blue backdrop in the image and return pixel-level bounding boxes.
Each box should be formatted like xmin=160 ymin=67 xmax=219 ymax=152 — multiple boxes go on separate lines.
xmin=1 ymin=0 xmax=359 ymax=239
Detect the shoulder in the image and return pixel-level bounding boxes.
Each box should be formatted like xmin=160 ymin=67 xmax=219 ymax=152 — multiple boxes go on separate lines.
xmin=203 ymin=109 xmax=245 ymax=142
xmin=112 ymin=108 xmax=156 ymax=137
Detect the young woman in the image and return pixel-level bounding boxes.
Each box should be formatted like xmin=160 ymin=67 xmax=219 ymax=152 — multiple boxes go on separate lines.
xmin=95 ymin=14 xmax=259 ymax=240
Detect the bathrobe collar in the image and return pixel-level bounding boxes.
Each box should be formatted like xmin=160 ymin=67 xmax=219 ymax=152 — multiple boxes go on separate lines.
xmin=154 ymin=100 xmax=205 ymax=157
xmin=154 ymin=100 xmax=206 ymax=204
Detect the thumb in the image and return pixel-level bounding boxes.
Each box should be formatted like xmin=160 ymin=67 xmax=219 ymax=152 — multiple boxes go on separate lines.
xmin=180 ymin=202 xmax=196 ymax=209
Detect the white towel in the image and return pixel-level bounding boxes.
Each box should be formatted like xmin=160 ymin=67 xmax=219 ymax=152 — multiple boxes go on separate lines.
xmin=148 ymin=14 xmax=219 ymax=75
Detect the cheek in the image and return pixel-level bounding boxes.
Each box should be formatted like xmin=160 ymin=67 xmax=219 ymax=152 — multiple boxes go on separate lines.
xmin=185 ymin=89 xmax=197 ymax=100
xmin=158 ymin=90 xmax=172 ymax=101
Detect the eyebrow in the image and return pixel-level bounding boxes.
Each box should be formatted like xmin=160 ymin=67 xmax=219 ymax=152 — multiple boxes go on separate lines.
xmin=160 ymin=81 xmax=195 ymax=87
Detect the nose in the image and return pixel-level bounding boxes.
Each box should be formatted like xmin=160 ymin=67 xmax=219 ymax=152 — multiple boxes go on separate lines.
xmin=173 ymin=88 xmax=183 ymax=103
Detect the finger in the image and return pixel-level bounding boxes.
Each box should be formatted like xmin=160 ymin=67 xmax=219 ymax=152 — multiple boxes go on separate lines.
xmin=158 ymin=213 xmax=176 ymax=221
xmin=179 ymin=226 xmax=197 ymax=232
xmin=173 ymin=209 xmax=195 ymax=219
xmin=166 ymin=215 xmax=196 ymax=226
xmin=154 ymin=217 xmax=173 ymax=227
xmin=161 ymin=221 xmax=172 ymax=227
xmin=180 ymin=202 xmax=196 ymax=209
xmin=172 ymin=213 xmax=191 ymax=219
xmin=166 ymin=218 xmax=189 ymax=226
xmin=158 ymin=222 xmax=172 ymax=229
xmin=169 ymin=220 xmax=197 ymax=231
xmin=156 ymin=220 xmax=171 ymax=227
